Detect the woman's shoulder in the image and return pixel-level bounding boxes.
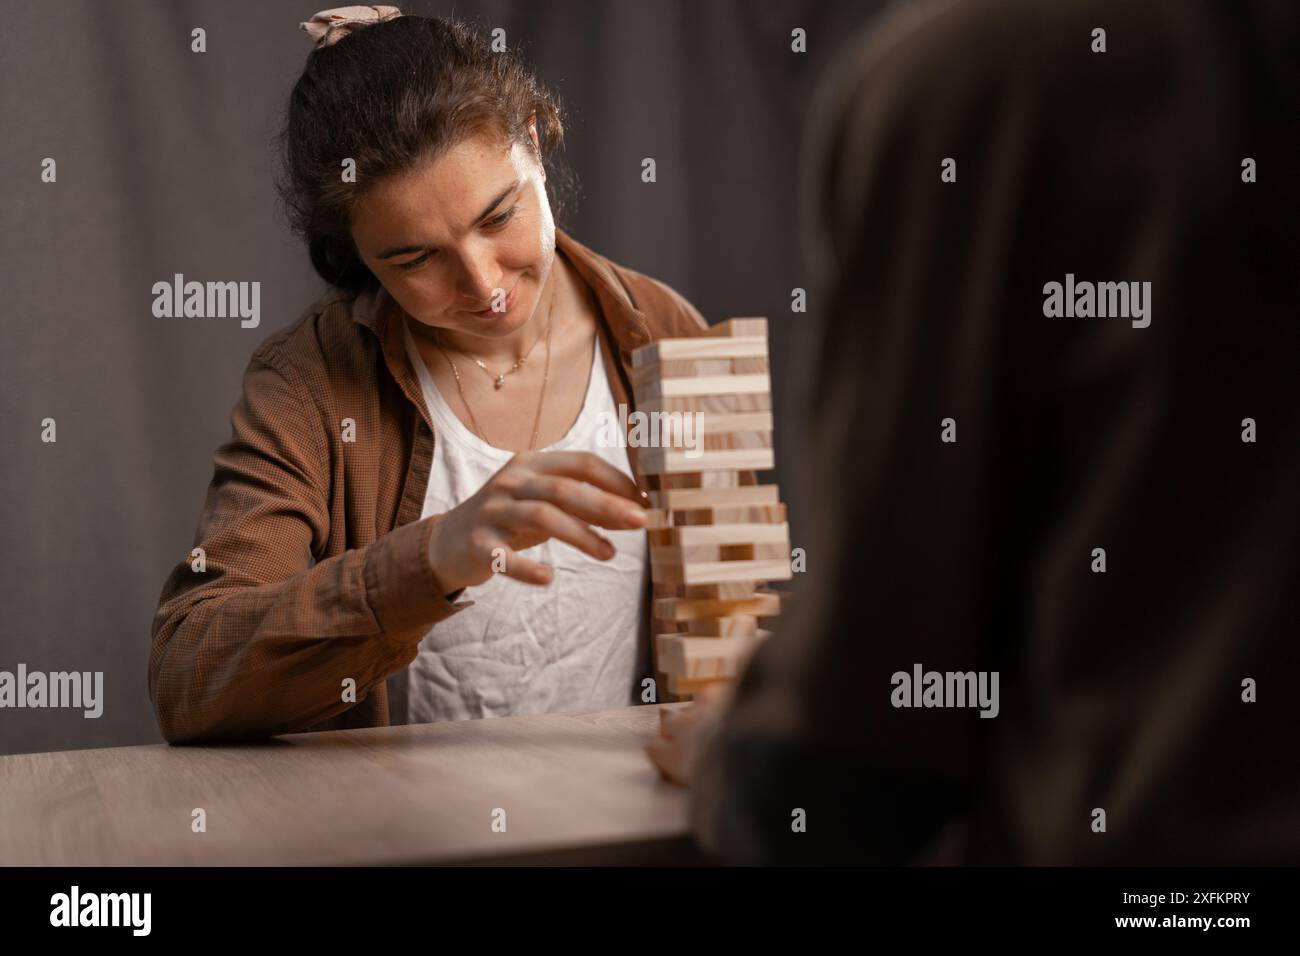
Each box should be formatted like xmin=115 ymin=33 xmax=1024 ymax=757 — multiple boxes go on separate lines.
xmin=613 ymin=262 xmax=710 ymax=339
xmin=558 ymin=229 xmax=710 ymax=340
xmin=244 ymin=286 xmax=379 ymax=380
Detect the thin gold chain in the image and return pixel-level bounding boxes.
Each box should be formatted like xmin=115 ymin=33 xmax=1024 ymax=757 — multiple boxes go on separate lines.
xmin=468 ymin=324 xmax=545 ymax=389
xmin=440 ymin=293 xmax=547 ymax=389
xmin=436 ymin=280 xmax=556 ymax=450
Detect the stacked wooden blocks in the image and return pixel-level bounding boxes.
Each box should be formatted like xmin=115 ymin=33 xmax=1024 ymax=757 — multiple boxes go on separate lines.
xmin=630 ymin=317 xmax=791 ymax=701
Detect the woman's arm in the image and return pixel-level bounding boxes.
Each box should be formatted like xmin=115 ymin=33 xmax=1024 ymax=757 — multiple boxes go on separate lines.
xmin=148 ymin=346 xmax=470 ymax=745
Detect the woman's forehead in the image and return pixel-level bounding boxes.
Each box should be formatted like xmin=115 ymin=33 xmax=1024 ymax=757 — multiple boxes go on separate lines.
xmin=351 ymin=136 xmax=535 ymax=242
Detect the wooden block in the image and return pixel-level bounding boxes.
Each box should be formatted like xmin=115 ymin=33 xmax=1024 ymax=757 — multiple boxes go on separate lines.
xmin=682 ymin=582 xmax=759 ymax=599
xmin=650 ymin=503 xmax=784 ymax=528
xmin=651 ymin=541 xmax=788 ymax=566
xmin=646 ymin=473 xmax=690 ymax=491
xmin=655 ymin=592 xmax=782 ymax=620
xmin=649 ymin=471 xmax=744 ymax=491
xmin=730 ymin=357 xmax=769 ymax=374
xmin=655 ymin=558 xmax=792 ymax=586
xmin=639 ymin=447 xmax=775 ymax=475
xmin=634 ymin=373 xmax=770 ymax=402
xmin=636 ymin=392 xmax=772 ymax=415
xmin=649 ymin=522 xmax=790 ymax=548
xmin=687 ymin=615 xmax=759 ymax=636
xmin=631 ymin=358 xmax=735 ymax=387
xmin=702 ymin=317 xmax=768 ymax=338
xmin=696 ymin=411 xmax=774 ymax=435
xmin=637 ymin=417 xmax=768 ymax=456
xmin=631 ymin=336 xmax=768 ymax=368
xmin=666 ymin=674 xmax=733 ymax=697
xmin=719 ymin=544 xmax=755 ymax=561
xmin=658 ymin=703 xmax=693 ymax=730
xmin=647 ymin=485 xmax=780 ymax=510
xmin=653 ymin=581 xmax=687 ymax=599
xmin=701 ymin=430 xmax=774 ymax=451
xmin=656 ymin=631 xmax=770 ymax=679
xmin=628 ymin=413 xmax=772 ymax=452
xmin=674 ymin=504 xmax=787 ymax=525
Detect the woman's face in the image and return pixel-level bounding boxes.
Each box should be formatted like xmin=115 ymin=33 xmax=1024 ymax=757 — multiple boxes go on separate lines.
xmin=350 ymin=122 xmax=555 ymax=341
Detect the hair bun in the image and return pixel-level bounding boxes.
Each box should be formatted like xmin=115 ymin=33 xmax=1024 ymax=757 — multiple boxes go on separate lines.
xmin=300 ymin=5 xmax=403 ymax=49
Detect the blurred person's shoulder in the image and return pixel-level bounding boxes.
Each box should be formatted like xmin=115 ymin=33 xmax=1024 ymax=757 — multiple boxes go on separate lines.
xmin=827 ymin=0 xmax=1237 ymax=95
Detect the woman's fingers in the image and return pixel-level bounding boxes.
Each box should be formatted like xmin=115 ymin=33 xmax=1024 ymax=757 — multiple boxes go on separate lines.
xmin=487 ymin=542 xmax=555 ymax=585
xmin=529 ymin=451 xmax=646 ymax=505
xmin=463 ymin=525 xmax=554 ymax=585
xmin=451 ymin=451 xmax=649 ymax=588
xmin=496 ymin=498 xmax=618 ymax=562
xmin=510 ymin=473 xmax=646 ymax=531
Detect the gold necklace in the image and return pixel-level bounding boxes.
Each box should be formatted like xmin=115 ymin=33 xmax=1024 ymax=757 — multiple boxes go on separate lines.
xmin=435 ymin=282 xmax=556 ymax=450
xmin=443 ymin=294 xmax=548 ymax=390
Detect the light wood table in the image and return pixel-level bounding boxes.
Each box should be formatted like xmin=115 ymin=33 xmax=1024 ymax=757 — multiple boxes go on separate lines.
xmin=0 ymin=703 xmax=705 ymax=865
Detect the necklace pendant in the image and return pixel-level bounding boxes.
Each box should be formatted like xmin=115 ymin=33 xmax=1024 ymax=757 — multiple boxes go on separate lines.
xmin=494 ymin=375 xmax=505 ymax=390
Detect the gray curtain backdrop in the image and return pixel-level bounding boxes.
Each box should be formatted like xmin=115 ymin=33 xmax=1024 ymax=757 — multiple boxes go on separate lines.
xmin=0 ymin=0 xmax=884 ymax=755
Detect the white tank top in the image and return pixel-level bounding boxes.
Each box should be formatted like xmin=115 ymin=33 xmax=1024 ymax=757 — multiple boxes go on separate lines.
xmin=401 ymin=318 xmax=649 ymax=723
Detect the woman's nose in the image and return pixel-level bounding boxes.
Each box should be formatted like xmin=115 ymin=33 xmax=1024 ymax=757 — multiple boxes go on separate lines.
xmin=457 ymin=249 xmax=502 ymax=306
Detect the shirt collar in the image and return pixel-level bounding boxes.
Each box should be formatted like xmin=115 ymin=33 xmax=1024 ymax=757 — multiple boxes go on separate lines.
xmin=344 ymin=226 xmax=651 ymax=424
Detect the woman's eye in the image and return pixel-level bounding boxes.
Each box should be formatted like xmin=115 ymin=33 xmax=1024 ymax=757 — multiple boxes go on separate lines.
xmin=395 ymin=209 xmax=514 ymax=271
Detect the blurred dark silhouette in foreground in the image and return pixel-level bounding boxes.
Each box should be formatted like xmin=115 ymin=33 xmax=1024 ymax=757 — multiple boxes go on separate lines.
xmin=691 ymin=0 xmax=1300 ymax=865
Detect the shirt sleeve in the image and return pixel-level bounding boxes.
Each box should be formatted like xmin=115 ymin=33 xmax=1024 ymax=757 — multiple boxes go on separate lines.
xmin=149 ymin=345 xmax=472 ymax=744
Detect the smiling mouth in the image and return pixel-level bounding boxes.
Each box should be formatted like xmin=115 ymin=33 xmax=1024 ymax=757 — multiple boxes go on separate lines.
xmin=469 ymin=285 xmax=517 ymax=316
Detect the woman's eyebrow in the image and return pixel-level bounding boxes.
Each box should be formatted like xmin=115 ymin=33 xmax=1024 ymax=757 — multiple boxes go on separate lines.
xmin=376 ymin=178 xmax=523 ymax=260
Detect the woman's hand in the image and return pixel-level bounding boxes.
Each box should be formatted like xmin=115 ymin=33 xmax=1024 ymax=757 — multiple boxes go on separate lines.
xmin=425 ymin=450 xmax=648 ymax=593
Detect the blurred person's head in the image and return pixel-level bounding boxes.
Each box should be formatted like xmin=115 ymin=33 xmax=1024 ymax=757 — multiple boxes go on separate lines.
xmin=275 ymin=14 xmax=575 ymax=343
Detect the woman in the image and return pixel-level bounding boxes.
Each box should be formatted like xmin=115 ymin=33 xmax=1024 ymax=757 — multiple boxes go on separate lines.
xmin=149 ymin=8 xmax=711 ymax=742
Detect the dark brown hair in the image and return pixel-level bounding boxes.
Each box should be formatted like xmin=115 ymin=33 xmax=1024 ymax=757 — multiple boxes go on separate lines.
xmin=274 ymin=14 xmax=575 ymax=295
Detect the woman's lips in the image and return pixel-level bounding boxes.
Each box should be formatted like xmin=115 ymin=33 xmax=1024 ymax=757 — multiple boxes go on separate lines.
xmin=471 ymin=286 xmax=516 ymax=316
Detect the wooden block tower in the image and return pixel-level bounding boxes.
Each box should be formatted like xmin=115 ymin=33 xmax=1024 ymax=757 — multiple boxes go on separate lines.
xmin=630 ymin=317 xmax=791 ymax=702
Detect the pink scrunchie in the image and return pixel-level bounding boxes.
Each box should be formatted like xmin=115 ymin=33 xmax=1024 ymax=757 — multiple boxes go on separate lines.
xmin=300 ymin=5 xmax=403 ymax=49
